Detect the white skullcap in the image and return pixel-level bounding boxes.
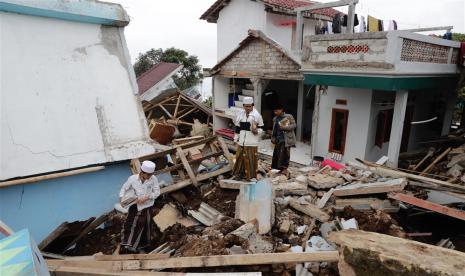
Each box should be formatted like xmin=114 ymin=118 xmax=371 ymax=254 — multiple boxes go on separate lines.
xmin=243 ymin=97 xmax=253 ymax=105
xmin=141 ymin=160 xmax=156 ymax=174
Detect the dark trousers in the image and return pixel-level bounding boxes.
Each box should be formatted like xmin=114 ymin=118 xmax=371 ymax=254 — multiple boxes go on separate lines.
xmin=272 ymin=142 xmax=290 ymax=170
xmin=233 ymin=145 xmax=258 ymax=180
xmin=121 ymin=204 xmax=151 ymax=250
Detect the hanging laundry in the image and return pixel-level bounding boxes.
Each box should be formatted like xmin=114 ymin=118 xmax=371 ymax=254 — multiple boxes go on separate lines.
xmin=378 ymin=19 xmax=384 ymax=31
xmin=342 ymin=14 xmax=359 ymax=27
xmin=387 ymin=20 xmax=398 ymax=31
xmin=327 ymin=23 xmax=333 ymax=34
xmin=315 ymin=20 xmax=327 ymax=35
xmin=367 ymin=15 xmax=379 ymax=32
xmin=332 ymin=13 xmax=342 ymax=34
xmin=357 ymin=15 xmax=366 ymax=33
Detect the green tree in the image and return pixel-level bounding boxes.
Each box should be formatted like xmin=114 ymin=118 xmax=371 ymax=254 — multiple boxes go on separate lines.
xmin=133 ymin=47 xmax=203 ymax=90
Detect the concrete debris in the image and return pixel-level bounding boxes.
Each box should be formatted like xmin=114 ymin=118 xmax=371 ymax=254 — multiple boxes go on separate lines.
xmin=305 ymin=236 xmax=336 ymax=252
xmin=153 ymin=204 xmax=199 ymax=231
xmin=307 ymin=173 xmax=344 ymax=189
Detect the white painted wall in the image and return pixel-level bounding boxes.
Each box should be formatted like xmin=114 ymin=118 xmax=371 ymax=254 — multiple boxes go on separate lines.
xmin=0 ymin=12 xmax=154 ymax=180
xmin=216 ymin=0 xmax=319 ymax=61
xmin=313 ymin=87 xmax=372 ymax=162
xmin=212 ymin=76 xmax=231 ymax=130
xmin=217 ymin=0 xmax=266 ymax=60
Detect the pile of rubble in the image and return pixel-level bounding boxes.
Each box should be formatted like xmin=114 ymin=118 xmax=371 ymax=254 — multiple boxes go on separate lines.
xmin=42 ymin=139 xmax=465 ymax=275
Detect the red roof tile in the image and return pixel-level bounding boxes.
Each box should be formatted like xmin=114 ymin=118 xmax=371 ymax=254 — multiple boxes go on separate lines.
xmin=137 ymin=62 xmax=182 ymax=95
xmin=200 ymin=0 xmax=340 ymax=22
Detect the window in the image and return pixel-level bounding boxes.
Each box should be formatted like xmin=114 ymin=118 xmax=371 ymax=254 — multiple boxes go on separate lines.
xmin=375 ymin=109 xmax=394 ymax=148
xmin=329 ymin=109 xmax=349 ymax=154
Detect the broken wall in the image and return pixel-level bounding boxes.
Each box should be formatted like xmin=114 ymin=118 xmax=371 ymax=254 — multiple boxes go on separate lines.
xmin=0 ymin=11 xmax=153 ymax=180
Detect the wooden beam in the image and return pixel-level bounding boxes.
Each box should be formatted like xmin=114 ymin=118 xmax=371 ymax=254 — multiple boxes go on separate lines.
xmin=47 ymin=265 xmax=178 ymax=276
xmin=137 ymin=252 xmax=339 ymax=270
xmin=38 ymin=222 xmax=69 ymax=250
xmin=177 ymin=107 xmax=198 ymax=120
xmin=160 ymin=166 xmax=232 ymax=195
xmin=420 ymin=147 xmax=451 ymax=176
xmin=355 ymin=159 xmax=465 ymax=193
xmin=176 ymin=147 xmax=198 ymax=186
xmin=49 ymin=252 xmax=339 ymax=271
xmin=0 ymin=166 xmax=105 ymax=188
xmin=388 ymin=193 xmax=465 ymax=221
xmin=94 ymin=254 xmax=169 ymax=261
xmin=289 ymin=198 xmax=330 ymax=222
xmin=412 ymin=147 xmax=435 ymax=171
xmin=173 ymin=95 xmax=182 ymax=118
xmin=139 ymin=137 xmax=217 ymax=162
xmin=154 ymin=152 xmax=223 ymax=175
xmin=63 ymin=211 xmax=113 ymax=252
xmin=158 ymin=104 xmax=173 ymax=119
xmin=295 ymin=0 xmax=358 ymax=11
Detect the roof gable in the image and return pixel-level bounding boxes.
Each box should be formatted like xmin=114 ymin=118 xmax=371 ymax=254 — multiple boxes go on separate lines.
xmin=211 ymin=30 xmax=302 ymax=79
xmin=200 ymin=0 xmax=340 ymax=23
xmin=137 ymin=62 xmax=182 ymax=95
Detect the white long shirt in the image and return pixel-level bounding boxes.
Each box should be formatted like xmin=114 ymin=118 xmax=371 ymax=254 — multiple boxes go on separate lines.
xmin=234 ymin=108 xmax=264 ymax=147
xmin=119 ymin=174 xmax=160 ymax=211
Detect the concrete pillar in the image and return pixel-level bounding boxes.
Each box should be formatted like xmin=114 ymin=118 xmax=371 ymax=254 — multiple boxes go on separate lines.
xmin=387 ymin=90 xmax=408 ymax=168
xmin=251 ymin=78 xmax=262 ymax=112
xmin=296 ymin=81 xmax=304 ymax=141
xmin=441 ymin=90 xmax=457 ymax=136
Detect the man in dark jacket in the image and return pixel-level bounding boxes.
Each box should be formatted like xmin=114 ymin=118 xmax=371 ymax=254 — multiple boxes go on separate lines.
xmin=271 ymin=104 xmax=296 ymax=176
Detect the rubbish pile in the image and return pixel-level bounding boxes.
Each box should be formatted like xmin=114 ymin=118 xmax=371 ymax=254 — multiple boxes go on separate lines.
xmin=41 ymin=139 xmax=465 ymax=275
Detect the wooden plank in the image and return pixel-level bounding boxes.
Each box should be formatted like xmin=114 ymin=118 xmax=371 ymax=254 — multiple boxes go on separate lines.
xmin=38 ymin=222 xmax=69 ymax=250
xmin=154 ymin=152 xmax=223 ymax=175
xmin=317 ymin=188 xmax=334 ymax=209
xmin=173 ymin=95 xmax=182 ymax=118
xmin=420 ymin=147 xmax=451 ymax=176
xmin=63 ymin=211 xmax=113 ymax=252
xmin=289 ymin=198 xmax=330 ymax=222
xmin=94 ymin=254 xmax=169 ymax=261
xmin=159 ymin=104 xmax=173 ymax=119
xmin=48 ymin=252 xmax=339 ymax=271
xmin=160 ymin=166 xmax=232 ymax=195
xmin=388 ymin=193 xmax=465 ymax=221
xmin=177 ymin=107 xmax=198 ymax=120
xmin=139 ymin=137 xmax=217 ymax=162
xmin=355 ymin=159 xmax=465 ymax=193
xmin=176 ymin=147 xmax=198 ymax=186
xmin=0 ymin=166 xmax=105 ymax=188
xmin=333 ymin=178 xmax=407 ymax=197
xmin=47 ymin=265 xmax=178 ymax=276
xmin=218 ymin=137 xmax=234 ymax=164
xmin=412 ymin=147 xmax=435 ymax=171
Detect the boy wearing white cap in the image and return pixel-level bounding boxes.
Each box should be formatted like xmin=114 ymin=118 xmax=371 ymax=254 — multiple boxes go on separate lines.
xmin=233 ymin=96 xmax=264 ymax=180
xmin=119 ymin=160 xmax=160 ymax=253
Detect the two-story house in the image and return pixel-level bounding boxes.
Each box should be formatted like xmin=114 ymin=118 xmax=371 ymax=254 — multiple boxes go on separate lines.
xmin=202 ymin=0 xmax=462 ymax=167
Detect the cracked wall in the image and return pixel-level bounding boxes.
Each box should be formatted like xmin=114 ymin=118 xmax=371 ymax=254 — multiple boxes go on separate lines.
xmin=0 ymin=11 xmax=153 ymax=180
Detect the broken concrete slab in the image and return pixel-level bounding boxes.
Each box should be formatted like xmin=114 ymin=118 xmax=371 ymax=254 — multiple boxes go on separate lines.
xmin=316 ymin=188 xmax=334 ymax=209
xmin=329 ymin=229 xmax=465 ymax=276
xmin=273 ymin=181 xmax=309 ymax=197
xmin=333 ymin=178 xmax=407 ymax=197
xmin=153 ymin=204 xmax=198 ymax=231
xmin=307 ymin=174 xmax=344 ymax=189
xmin=225 ymin=220 xmax=273 ymax=254
xmin=446 ymin=164 xmax=463 ymax=178
xmin=289 ymin=198 xmax=330 ymax=222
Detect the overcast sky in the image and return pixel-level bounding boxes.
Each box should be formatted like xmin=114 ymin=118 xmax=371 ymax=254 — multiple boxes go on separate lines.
xmin=110 ymin=0 xmax=465 ymax=69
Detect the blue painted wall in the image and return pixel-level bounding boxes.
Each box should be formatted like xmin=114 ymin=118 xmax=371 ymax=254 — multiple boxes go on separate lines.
xmin=0 ymin=162 xmax=131 ymax=243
